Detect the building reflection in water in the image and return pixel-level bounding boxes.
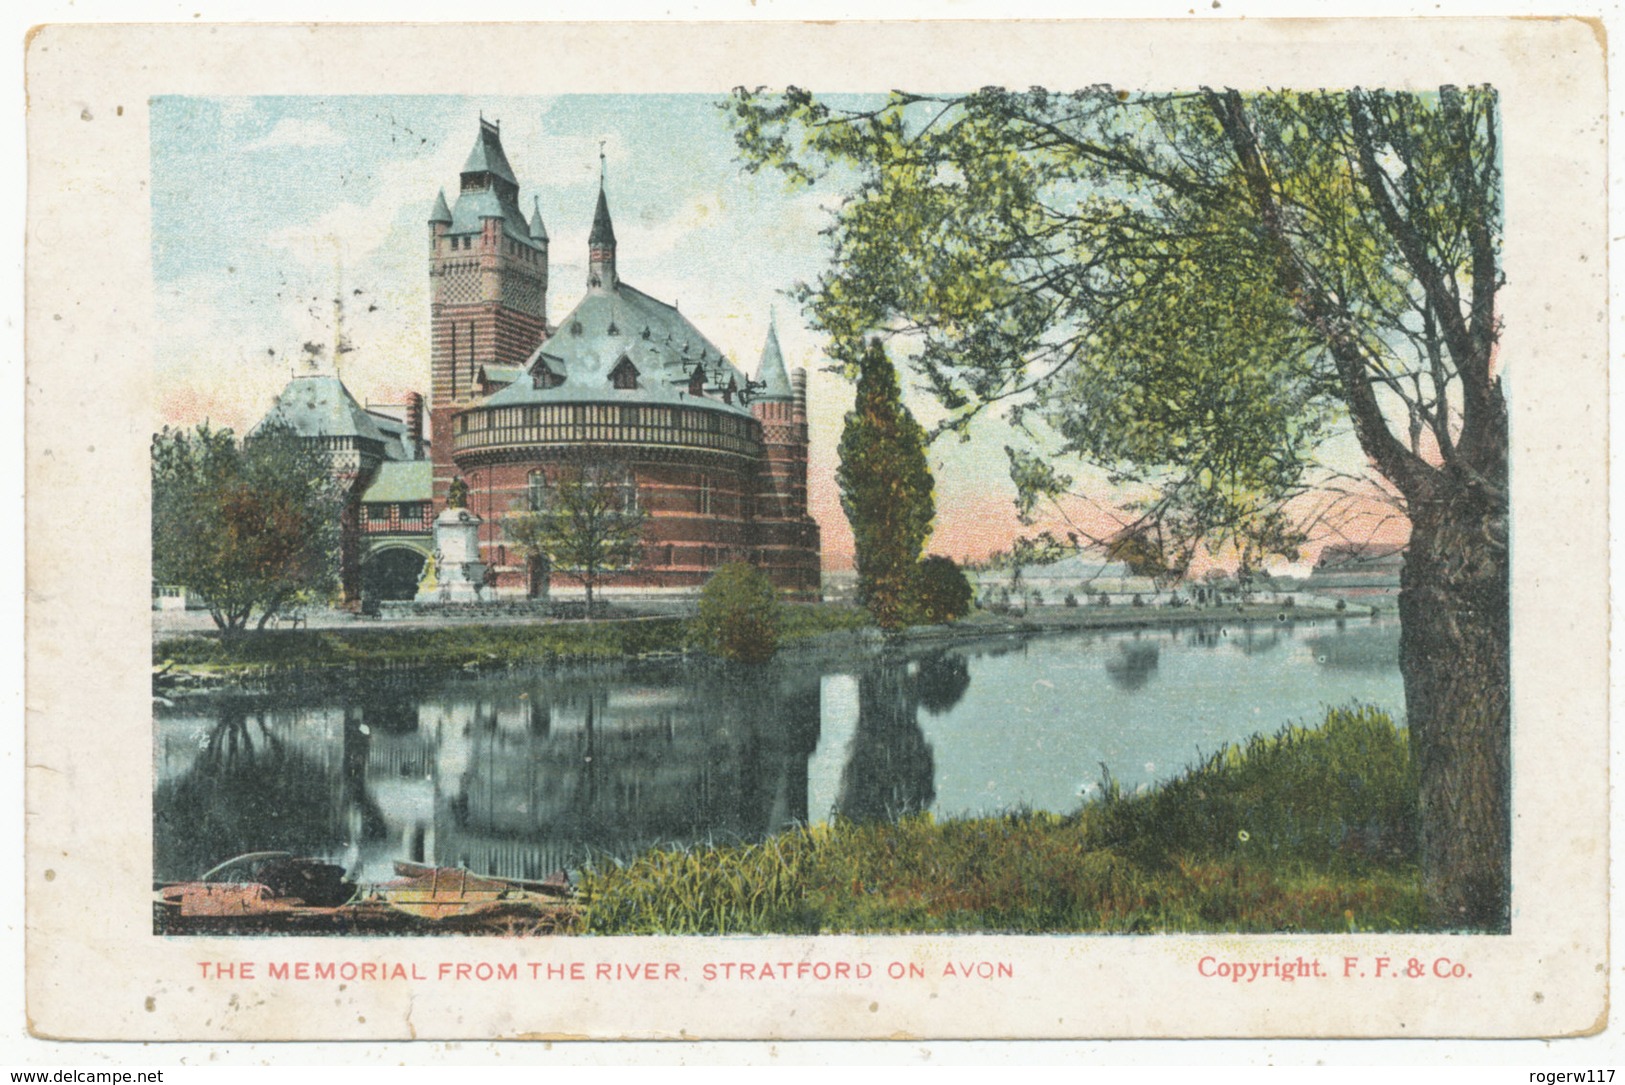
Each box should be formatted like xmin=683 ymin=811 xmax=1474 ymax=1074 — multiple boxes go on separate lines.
xmin=154 ymin=621 xmax=1406 ymax=885
xmin=155 ymin=661 xmax=828 ymax=883
xmin=154 ymin=647 xmax=987 ymax=883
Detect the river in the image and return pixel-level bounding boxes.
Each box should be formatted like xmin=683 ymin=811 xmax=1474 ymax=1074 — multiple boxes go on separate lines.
xmin=153 ymin=616 xmax=1404 ymax=884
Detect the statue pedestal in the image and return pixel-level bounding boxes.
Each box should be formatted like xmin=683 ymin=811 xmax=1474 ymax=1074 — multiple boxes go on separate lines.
xmin=433 ymin=507 xmax=487 ymax=603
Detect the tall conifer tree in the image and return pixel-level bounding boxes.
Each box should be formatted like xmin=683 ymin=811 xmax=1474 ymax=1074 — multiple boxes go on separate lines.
xmin=837 ymin=339 xmax=935 ymax=628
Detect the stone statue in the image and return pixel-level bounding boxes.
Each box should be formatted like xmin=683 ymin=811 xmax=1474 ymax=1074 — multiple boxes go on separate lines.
xmin=448 ymin=476 xmax=469 ymax=509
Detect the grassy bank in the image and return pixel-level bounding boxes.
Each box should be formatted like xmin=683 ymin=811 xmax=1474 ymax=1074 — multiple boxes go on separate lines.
xmin=154 ymin=604 xmax=875 ymax=673
xmin=578 ymin=706 xmax=1427 ymax=934
xmin=154 ymin=598 xmax=1365 ymax=676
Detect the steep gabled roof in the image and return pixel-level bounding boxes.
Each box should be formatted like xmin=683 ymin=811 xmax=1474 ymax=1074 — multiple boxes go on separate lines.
xmin=253 ymin=373 xmax=390 ymax=446
xmin=462 ymin=119 xmax=518 ymax=187
xmin=483 ymin=281 xmax=752 ymax=417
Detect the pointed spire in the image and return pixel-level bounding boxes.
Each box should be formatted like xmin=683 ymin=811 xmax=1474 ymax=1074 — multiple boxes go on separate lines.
xmin=589 ymin=185 xmax=617 ymax=247
xmin=529 ymin=196 xmax=549 ymax=242
xmin=429 ymin=188 xmax=452 ymax=224
xmin=754 ymin=321 xmax=794 ymax=401
xmin=587 ymin=176 xmax=618 ymax=290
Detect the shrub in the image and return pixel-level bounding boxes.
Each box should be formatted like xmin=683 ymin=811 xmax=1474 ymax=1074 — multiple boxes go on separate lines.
xmin=692 ymin=562 xmax=782 ymax=663
xmin=1131 ymin=593 xmax=1145 ymax=608
xmin=1335 ymin=598 xmax=1348 ymax=612
xmin=1097 ymin=593 xmax=1110 ymax=607
xmin=1063 ymin=592 xmax=1078 ymax=608
xmin=905 ymin=555 xmax=973 ymax=624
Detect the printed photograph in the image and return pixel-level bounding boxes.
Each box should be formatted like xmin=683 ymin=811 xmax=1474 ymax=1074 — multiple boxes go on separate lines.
xmin=148 ymin=87 xmax=1507 ymax=940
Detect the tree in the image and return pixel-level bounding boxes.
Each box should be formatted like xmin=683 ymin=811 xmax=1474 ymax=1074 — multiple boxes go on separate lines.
xmin=692 ymin=562 xmax=782 ymax=663
xmin=151 ymin=421 xmax=340 ymax=634
xmin=836 ymin=338 xmax=936 ymax=629
xmin=728 ymin=86 xmax=1508 ymax=929
xmin=502 ymin=463 xmax=647 ymax=618
xmin=907 ymin=555 xmax=973 ymax=624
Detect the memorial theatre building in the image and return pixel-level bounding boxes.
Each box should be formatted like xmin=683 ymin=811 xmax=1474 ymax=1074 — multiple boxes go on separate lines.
xmin=263 ymin=119 xmax=823 ymax=605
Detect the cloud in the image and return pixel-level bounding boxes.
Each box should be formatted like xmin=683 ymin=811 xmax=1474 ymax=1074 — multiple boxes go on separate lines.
xmin=246 ymin=118 xmax=344 ymax=151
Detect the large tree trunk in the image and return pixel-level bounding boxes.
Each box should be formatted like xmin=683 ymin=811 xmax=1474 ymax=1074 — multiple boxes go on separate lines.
xmin=1398 ymin=481 xmax=1510 ymax=932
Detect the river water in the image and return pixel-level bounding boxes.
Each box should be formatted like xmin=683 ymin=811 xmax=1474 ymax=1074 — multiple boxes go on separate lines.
xmin=153 ymin=616 xmax=1404 ymax=884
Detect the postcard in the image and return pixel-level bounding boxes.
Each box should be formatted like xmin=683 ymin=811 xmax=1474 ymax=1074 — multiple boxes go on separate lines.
xmin=23 ymin=18 xmax=1608 ymax=1041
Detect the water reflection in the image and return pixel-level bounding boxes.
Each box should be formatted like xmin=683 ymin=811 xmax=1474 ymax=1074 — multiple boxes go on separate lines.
xmin=835 ymin=662 xmax=937 ymax=822
xmin=1104 ymin=642 xmax=1160 ymax=691
xmin=154 ymin=619 xmax=1405 ymax=883
xmin=154 ymin=702 xmax=384 ymax=880
xmin=1304 ymin=621 xmax=1401 ymax=672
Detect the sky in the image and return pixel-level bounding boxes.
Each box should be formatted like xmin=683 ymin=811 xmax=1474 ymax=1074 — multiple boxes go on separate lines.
xmin=150 ymin=93 xmax=1403 ymax=572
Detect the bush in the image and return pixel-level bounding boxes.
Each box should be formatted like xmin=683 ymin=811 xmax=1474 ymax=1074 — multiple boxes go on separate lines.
xmin=1097 ymin=593 xmax=1110 ymax=607
xmin=1131 ymin=593 xmax=1145 ymax=608
xmin=1335 ymin=598 xmax=1348 ymax=612
xmin=692 ymin=563 xmax=782 ymax=663
xmin=1063 ymin=592 xmax=1078 ymax=608
xmin=905 ymin=555 xmax=974 ymax=624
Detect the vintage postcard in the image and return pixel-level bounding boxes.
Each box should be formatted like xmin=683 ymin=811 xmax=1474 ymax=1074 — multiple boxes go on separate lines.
xmin=23 ymin=18 xmax=1608 ymax=1042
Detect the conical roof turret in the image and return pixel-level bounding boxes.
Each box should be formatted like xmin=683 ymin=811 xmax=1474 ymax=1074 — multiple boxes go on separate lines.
xmin=529 ymin=196 xmax=549 ymax=242
xmin=754 ymin=322 xmax=794 ymax=401
xmin=587 ymin=182 xmax=618 ymax=290
xmin=429 ymin=188 xmax=452 ymax=224
xmin=589 ymin=185 xmax=617 ymax=247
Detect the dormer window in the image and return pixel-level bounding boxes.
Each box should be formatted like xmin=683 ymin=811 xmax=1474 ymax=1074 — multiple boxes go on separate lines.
xmin=531 ymin=358 xmax=565 ymax=390
xmin=688 ymin=364 xmax=707 ymax=398
xmin=610 ymin=356 xmax=640 ymax=390
xmin=570 ymin=319 xmax=583 ymax=336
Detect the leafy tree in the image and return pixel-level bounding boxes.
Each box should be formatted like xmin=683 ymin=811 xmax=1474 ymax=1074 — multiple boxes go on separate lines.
xmin=151 ymin=422 xmax=339 ymax=634
xmin=836 ymin=338 xmax=935 ymax=629
xmin=728 ymin=86 xmax=1508 ymax=929
xmin=503 ymin=463 xmax=647 ymax=618
xmin=906 ymin=555 xmax=973 ymax=624
xmin=692 ymin=562 xmax=781 ymax=663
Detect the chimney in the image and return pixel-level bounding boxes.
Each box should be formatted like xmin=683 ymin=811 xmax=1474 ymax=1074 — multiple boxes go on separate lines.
xmin=406 ymin=392 xmax=425 ymax=459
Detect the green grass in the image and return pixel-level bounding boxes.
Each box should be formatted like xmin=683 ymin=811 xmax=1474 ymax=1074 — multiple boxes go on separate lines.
xmin=578 ymin=706 xmax=1428 ymax=934
xmin=154 ymin=604 xmax=874 ymax=673
xmin=775 ymin=602 xmax=875 ymax=643
xmin=154 ymin=619 xmax=688 ymax=671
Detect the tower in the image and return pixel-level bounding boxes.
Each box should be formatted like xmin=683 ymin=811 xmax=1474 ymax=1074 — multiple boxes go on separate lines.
xmin=750 ymin=321 xmax=821 ymax=599
xmin=428 ymin=118 xmax=549 ymax=508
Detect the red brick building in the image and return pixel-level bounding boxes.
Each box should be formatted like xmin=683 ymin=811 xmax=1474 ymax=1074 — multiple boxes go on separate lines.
xmin=426 ymin=120 xmax=821 ymax=602
xmin=252 ymin=120 xmax=821 ymax=605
